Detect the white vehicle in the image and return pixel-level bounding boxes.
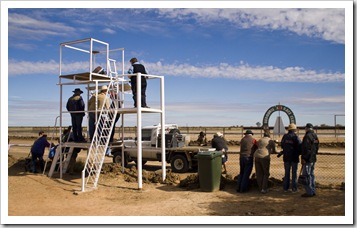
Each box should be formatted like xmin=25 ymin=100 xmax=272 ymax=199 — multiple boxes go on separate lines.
xmin=111 ymin=124 xmax=214 ymax=173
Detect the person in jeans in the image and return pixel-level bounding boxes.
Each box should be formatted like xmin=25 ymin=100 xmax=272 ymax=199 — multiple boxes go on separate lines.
xmin=127 ymin=57 xmax=149 ymax=108
xmin=237 ymin=130 xmax=257 ymax=193
xmin=301 ymin=123 xmax=319 ymax=197
xmin=254 ymin=132 xmax=277 ymax=193
xmin=30 ymin=133 xmax=50 ymax=173
xmin=280 ymin=123 xmax=302 ymax=193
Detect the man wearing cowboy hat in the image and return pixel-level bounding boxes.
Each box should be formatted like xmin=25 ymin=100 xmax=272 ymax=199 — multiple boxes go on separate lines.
xmin=66 ymin=88 xmax=86 ymax=142
xmin=280 ymin=123 xmax=302 ymax=193
xmin=88 ymin=85 xmax=110 ymax=140
xmin=237 ymin=130 xmax=257 ymax=193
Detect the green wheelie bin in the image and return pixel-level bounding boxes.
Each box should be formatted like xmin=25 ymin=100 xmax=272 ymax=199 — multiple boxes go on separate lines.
xmin=196 ymin=150 xmax=223 ymax=192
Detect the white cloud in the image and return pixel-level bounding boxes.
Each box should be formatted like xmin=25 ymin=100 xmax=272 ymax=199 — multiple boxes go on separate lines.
xmin=8 ymin=8 xmax=345 ymax=45
xmin=157 ymin=8 xmax=345 ymax=44
xmin=102 ymin=28 xmax=116 ymax=34
xmin=8 ymin=59 xmax=344 ymax=83
xmin=146 ymin=61 xmax=344 ymax=83
xmin=291 ymin=96 xmax=345 ymax=104
xmin=8 ymin=60 xmax=89 ymax=76
xmin=8 ymin=13 xmax=75 ymax=40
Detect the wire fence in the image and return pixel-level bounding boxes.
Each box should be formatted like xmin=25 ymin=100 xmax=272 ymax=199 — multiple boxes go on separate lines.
xmin=8 ymin=126 xmax=345 ymax=186
xmin=224 ymin=152 xmax=345 ymax=186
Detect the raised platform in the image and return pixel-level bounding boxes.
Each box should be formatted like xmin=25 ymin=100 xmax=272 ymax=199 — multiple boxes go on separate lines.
xmin=60 ymin=72 xmax=111 ymax=81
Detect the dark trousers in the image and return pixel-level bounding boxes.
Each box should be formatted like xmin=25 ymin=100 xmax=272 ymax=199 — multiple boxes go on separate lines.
xmin=110 ymin=115 xmax=120 ymax=143
xmin=31 ymin=153 xmax=44 ymax=173
xmin=283 ymin=161 xmax=298 ymax=191
xmin=255 ymin=157 xmax=270 ymax=191
xmin=88 ymin=113 xmax=96 ymax=141
xmin=70 ymin=114 xmax=84 ymax=142
xmin=237 ymin=156 xmax=253 ymax=192
xmin=89 ymin=113 xmax=110 ymax=141
xmin=131 ymin=81 xmax=147 ymax=107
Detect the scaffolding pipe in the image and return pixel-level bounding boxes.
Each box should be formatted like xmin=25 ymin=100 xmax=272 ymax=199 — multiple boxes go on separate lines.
xmin=137 ymin=73 xmax=142 ymax=189
xmin=59 ymin=85 xmax=63 ymax=179
xmin=160 ymin=76 xmax=166 ymax=181
xmin=63 ymin=45 xmax=90 ymax=54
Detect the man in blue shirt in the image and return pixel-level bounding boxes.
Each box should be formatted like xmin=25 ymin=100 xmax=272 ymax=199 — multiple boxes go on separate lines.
xmin=280 ymin=123 xmax=302 ymax=193
xmin=30 ymin=133 xmax=50 ymax=173
xmin=127 ymin=57 xmax=149 ymax=108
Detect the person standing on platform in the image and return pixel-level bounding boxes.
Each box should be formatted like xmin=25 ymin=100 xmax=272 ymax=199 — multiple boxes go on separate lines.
xmin=127 ymin=57 xmax=149 ymax=108
xmin=88 ymin=85 xmax=110 ymax=140
xmin=66 ymin=88 xmax=86 ymax=142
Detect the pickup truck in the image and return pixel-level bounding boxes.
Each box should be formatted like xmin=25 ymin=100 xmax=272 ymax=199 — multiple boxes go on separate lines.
xmin=111 ymin=124 xmax=215 ymax=173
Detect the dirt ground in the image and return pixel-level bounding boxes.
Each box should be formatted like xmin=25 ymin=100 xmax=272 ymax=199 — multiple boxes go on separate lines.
xmin=5 ymin=139 xmax=348 ymax=225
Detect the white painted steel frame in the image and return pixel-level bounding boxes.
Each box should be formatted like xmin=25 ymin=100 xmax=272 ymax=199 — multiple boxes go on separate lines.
xmin=58 ymin=38 xmax=166 ymax=191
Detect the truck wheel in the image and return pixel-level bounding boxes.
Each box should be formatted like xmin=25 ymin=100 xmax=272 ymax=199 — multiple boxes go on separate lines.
xmin=113 ymin=152 xmax=128 ymax=167
xmin=171 ymin=154 xmax=189 ymax=173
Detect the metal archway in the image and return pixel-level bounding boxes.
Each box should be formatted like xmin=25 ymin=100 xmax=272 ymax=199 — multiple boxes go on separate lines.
xmin=262 ymin=104 xmax=296 ymax=132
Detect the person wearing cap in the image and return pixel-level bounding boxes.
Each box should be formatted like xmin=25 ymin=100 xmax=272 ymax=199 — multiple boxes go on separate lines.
xmin=66 ymin=88 xmax=86 ymax=142
xmin=211 ymin=132 xmax=229 ymax=174
xmin=280 ymin=123 xmax=302 ymax=193
xmin=237 ymin=130 xmax=257 ymax=193
xmin=301 ymin=123 xmax=319 ymax=197
xmin=127 ymin=57 xmax=149 ymax=108
xmin=254 ymin=132 xmax=277 ymax=194
xmin=88 ymin=85 xmax=110 ymax=140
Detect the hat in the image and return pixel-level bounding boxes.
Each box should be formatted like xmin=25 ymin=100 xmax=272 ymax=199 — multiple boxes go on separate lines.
xmin=244 ymin=130 xmax=254 ymax=135
xmin=73 ymin=88 xmax=83 ymax=94
xmin=216 ymin=132 xmax=223 ymax=137
xmin=100 ymin=85 xmax=108 ymax=92
xmin=288 ymin=123 xmax=297 ymax=131
xmin=305 ymin=123 xmax=313 ymax=129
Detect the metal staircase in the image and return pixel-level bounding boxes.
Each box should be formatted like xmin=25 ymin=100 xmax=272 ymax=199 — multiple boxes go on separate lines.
xmin=82 ymin=79 xmax=120 ymax=191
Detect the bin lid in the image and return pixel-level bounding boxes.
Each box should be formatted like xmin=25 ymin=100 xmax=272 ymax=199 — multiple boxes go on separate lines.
xmin=197 ymin=151 xmax=223 ymax=159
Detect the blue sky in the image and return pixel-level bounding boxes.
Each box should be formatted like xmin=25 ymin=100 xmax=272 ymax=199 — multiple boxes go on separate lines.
xmin=2 ymin=1 xmax=352 ymax=128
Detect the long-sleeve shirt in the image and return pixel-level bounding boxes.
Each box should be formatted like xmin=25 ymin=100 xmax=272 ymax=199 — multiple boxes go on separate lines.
xmin=31 ymin=136 xmax=50 ymax=156
xmin=211 ymin=136 xmax=228 ymax=151
xmin=301 ymin=130 xmax=319 ymax=163
xmin=88 ymin=92 xmax=110 ymax=112
xmin=281 ymin=131 xmax=302 ymax=162
xmin=254 ymin=136 xmax=277 ymax=159
xmin=240 ymin=134 xmax=257 ymax=157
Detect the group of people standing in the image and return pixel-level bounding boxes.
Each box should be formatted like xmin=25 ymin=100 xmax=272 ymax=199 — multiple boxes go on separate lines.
xmin=28 ymin=57 xmax=149 ymax=174
xmin=211 ymin=123 xmax=319 ymax=198
xmin=66 ymin=57 xmax=148 ymax=143
xmin=279 ymin=123 xmax=319 ymax=197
